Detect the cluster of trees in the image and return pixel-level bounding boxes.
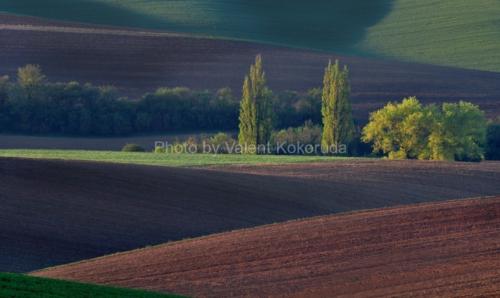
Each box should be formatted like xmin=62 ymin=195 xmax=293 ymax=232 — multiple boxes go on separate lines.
xmin=362 ymin=97 xmax=489 ymax=161
xmin=236 ymin=56 xmax=496 ymax=161
xmin=0 ymin=65 xmax=321 ymax=136
xmin=1 ymin=61 xmax=497 ymax=161
xmin=0 ymin=65 xmax=240 ymax=135
xmin=237 ymin=57 xmax=356 ymax=155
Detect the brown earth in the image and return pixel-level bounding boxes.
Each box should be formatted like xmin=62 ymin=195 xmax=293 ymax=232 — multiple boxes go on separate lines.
xmin=1 ymin=13 xmax=500 ymax=120
xmin=33 ymin=196 xmax=500 ymax=298
xmin=2 ymin=157 xmax=500 ymax=273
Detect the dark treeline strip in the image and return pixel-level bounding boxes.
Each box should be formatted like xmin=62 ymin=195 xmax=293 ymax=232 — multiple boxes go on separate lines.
xmin=0 ymin=66 xmax=322 ymax=136
xmin=487 ymin=121 xmax=500 ymax=160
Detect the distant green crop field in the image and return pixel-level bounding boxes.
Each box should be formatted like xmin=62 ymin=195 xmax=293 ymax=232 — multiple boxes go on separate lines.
xmin=0 ymin=272 xmax=180 ymax=298
xmin=0 ymin=149 xmax=354 ymax=167
xmin=1 ymin=0 xmax=499 ymax=72
xmin=358 ymin=0 xmax=500 ymax=72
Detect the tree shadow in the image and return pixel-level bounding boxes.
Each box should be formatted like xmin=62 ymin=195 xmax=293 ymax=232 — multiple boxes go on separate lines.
xmin=0 ymin=0 xmax=394 ymax=53
xmin=219 ymin=0 xmax=395 ymax=52
xmin=0 ymin=0 xmax=176 ymax=30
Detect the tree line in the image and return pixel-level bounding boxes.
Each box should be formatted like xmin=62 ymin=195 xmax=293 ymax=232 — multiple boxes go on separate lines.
xmin=0 ymin=64 xmax=321 ymax=136
xmin=0 ymin=60 xmax=498 ymax=161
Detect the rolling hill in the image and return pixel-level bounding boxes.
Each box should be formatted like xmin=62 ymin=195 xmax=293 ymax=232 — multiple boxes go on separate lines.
xmin=0 ymin=272 xmax=180 ymax=297
xmin=2 ymin=14 xmax=500 ymax=120
xmin=32 ymin=197 xmax=500 ymax=297
xmin=2 ymin=157 xmax=500 ymax=273
xmin=2 ymin=0 xmax=500 ymax=71
xmin=359 ymin=0 xmax=500 ymax=72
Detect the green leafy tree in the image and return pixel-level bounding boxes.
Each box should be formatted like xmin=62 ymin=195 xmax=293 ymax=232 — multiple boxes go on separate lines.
xmin=362 ymin=97 xmax=434 ymax=159
xmin=363 ymin=98 xmax=487 ymax=161
xmin=238 ymin=55 xmax=273 ymax=153
xmin=238 ymin=77 xmax=257 ymax=153
xmin=321 ymin=60 xmax=355 ymax=154
xmin=17 ymin=64 xmax=46 ymax=89
xmin=427 ymin=101 xmax=487 ymax=161
xmin=16 ymin=64 xmax=47 ymax=108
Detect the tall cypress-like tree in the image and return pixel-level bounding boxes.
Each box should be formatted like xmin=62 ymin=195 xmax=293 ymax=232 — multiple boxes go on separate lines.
xmin=238 ymin=76 xmax=257 ymax=152
xmin=321 ymin=60 xmax=355 ymax=154
xmin=238 ymin=55 xmax=272 ymax=154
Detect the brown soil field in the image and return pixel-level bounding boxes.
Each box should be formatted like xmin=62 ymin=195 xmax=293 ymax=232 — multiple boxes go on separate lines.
xmin=2 ymin=157 xmax=500 ymax=273
xmin=33 ymin=196 xmax=500 ymax=297
xmin=1 ymin=13 xmax=500 ymax=120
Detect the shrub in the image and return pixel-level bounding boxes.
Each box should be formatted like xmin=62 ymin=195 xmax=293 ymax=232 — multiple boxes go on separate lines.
xmin=121 ymin=144 xmax=145 ymax=152
xmin=154 ymin=146 xmax=166 ymax=154
xmin=203 ymin=133 xmax=236 ymax=154
xmin=271 ymin=121 xmax=322 ymax=155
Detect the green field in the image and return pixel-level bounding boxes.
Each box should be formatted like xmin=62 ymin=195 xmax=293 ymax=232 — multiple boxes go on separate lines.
xmin=0 ymin=149 xmax=354 ymax=167
xmin=358 ymin=0 xmax=500 ymax=72
xmin=2 ymin=0 xmax=500 ymax=72
xmin=0 ymin=272 xmax=180 ymax=298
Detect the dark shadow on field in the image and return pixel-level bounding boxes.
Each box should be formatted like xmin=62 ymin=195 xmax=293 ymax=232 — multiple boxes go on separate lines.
xmin=0 ymin=0 xmax=394 ymax=52
xmin=225 ymin=0 xmax=394 ymax=52
xmin=2 ymin=11 xmax=500 ymax=122
xmin=0 ymin=0 xmax=176 ymax=31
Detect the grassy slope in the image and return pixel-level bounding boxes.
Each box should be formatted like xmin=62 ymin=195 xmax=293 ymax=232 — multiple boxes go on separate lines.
xmin=0 ymin=273 xmax=180 ymax=298
xmin=0 ymin=149 xmax=352 ymax=167
xmin=359 ymin=0 xmax=500 ymax=72
xmin=1 ymin=0 xmax=500 ymax=71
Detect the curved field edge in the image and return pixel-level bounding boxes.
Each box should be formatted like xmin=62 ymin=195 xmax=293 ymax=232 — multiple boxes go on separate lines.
xmin=0 ymin=149 xmax=355 ymax=167
xmin=0 ymin=0 xmax=391 ymax=53
xmin=3 ymin=14 xmax=500 ymax=121
xmin=359 ymin=0 xmax=500 ymax=72
xmin=0 ymin=273 xmax=182 ymax=298
xmin=3 ymin=157 xmax=499 ymax=273
xmin=30 ymin=195 xmax=498 ymax=273
xmin=32 ymin=196 xmax=500 ymax=297
xmin=2 ymin=1 xmax=500 ymax=72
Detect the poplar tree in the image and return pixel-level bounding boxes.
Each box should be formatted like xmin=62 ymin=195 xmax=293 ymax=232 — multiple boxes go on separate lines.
xmin=321 ymin=60 xmax=355 ymax=154
xmin=238 ymin=76 xmax=257 ymax=153
xmin=238 ymin=55 xmax=273 ymax=154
